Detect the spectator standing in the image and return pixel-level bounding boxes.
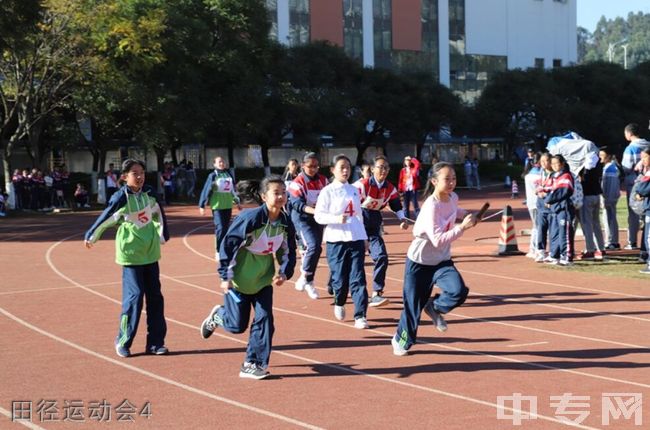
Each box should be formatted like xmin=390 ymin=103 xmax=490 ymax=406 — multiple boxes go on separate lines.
xmin=621 ymin=123 xmax=650 ymax=249
xmin=105 ymin=163 xmax=119 ymax=203
xmin=185 ymin=161 xmax=197 ymax=199
xmin=599 ymin=148 xmax=623 ymax=250
xmin=398 ymin=155 xmax=421 ymax=220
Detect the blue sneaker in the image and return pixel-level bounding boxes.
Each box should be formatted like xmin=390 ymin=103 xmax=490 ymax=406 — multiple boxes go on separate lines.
xmin=115 ymin=344 xmax=130 ymax=358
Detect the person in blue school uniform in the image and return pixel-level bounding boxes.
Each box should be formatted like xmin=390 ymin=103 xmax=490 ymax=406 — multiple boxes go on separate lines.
xmin=287 ymin=152 xmax=329 ymax=300
xmin=633 ymin=148 xmax=650 ymax=274
xmin=199 ymin=156 xmax=241 ymax=259
xmin=353 ymin=155 xmax=409 ymax=307
xmin=84 ymin=159 xmax=170 ymax=358
xmin=539 ymin=154 xmax=575 ymax=266
xmin=200 ymin=175 xmax=296 ymax=379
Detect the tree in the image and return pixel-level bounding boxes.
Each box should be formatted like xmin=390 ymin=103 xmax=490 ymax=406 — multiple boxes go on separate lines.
xmin=1 ymin=0 xmax=90 ymax=190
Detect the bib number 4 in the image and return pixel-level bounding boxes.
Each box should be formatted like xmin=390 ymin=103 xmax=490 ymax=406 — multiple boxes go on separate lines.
xmin=344 ymin=201 xmax=355 ymax=217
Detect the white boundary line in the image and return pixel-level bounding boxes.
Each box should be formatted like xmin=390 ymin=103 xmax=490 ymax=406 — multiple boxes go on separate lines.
xmin=184 ymin=226 xmax=650 ymax=351
xmin=0 ymin=306 xmax=324 ymax=430
xmin=164 ymin=273 xmax=650 ymax=390
xmin=40 ymin=237 xmax=603 ymax=429
xmin=508 ymin=342 xmax=549 ymax=348
xmin=0 ymin=406 xmax=46 ymax=430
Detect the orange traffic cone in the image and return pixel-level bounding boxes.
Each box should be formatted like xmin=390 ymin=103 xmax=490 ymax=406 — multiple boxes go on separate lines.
xmin=497 ymin=205 xmax=524 ymax=256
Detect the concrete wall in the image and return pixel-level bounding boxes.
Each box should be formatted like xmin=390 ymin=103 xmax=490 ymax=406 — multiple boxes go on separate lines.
xmin=465 ymin=0 xmax=577 ymax=69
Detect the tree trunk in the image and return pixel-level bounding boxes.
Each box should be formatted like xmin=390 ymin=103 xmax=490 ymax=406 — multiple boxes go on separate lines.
xmin=154 ymin=148 xmax=166 ymax=172
xmin=99 ymin=147 xmax=107 ymax=173
xmin=226 ymin=132 xmax=235 ymax=167
xmin=2 ymin=150 xmax=12 ymax=195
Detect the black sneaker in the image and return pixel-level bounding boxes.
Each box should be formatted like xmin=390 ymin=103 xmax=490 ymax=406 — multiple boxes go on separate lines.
xmin=200 ymin=305 xmax=223 ymax=339
xmin=368 ymin=292 xmax=389 ymax=307
xmin=327 ymin=285 xmax=333 ymax=295
xmin=147 ymin=345 xmax=169 ymax=355
xmin=605 ymin=244 xmax=620 ymax=251
xmin=239 ymin=362 xmax=270 ymax=380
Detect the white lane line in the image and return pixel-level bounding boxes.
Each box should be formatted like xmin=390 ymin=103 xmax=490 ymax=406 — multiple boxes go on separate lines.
xmin=49 ymin=229 xmax=605 ymax=428
xmin=459 ymin=269 xmax=650 ymax=299
xmin=164 ymin=274 xmax=650 ymax=390
xmin=466 ymin=290 xmax=650 ymax=324
xmin=0 ymin=306 xmax=324 ymax=430
xmin=39 ymin=260 xmax=600 ymax=430
xmin=0 ymin=406 xmax=46 ymax=429
xmin=0 ymin=286 xmax=80 ymax=296
xmin=507 ymin=342 xmax=549 ymax=348
xmin=184 ymin=231 xmax=650 ymax=346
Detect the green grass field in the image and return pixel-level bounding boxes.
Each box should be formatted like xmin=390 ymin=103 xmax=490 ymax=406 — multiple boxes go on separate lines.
xmin=550 ymin=196 xmax=648 ymax=280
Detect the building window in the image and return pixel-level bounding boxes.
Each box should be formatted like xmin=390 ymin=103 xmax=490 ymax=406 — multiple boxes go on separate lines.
xmin=553 ymin=58 xmax=562 ymax=68
xmin=344 ymin=0 xmax=364 ymax=62
xmin=288 ymin=0 xmax=310 ymax=45
xmin=534 ymin=58 xmax=545 ymax=69
xmin=266 ymin=0 xmax=278 ymax=41
xmin=373 ymin=0 xmax=392 ymax=69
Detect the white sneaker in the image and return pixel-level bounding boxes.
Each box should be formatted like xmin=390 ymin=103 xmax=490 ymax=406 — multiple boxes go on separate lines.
xmin=534 ymin=252 xmax=545 ymax=263
xmin=304 ymin=282 xmax=319 ymax=299
xmin=354 ymin=317 xmax=369 ymax=329
xmin=334 ymin=305 xmax=346 ymax=321
xmin=423 ymin=301 xmax=448 ymax=332
xmin=525 ymin=251 xmax=536 ymax=259
xmin=294 ymin=276 xmax=307 ymax=291
xmin=391 ymin=337 xmax=408 ymax=356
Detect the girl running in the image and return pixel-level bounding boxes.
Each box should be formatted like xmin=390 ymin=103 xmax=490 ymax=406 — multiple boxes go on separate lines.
xmin=391 ymin=162 xmax=477 ymax=356
xmin=200 ymin=175 xmax=296 ymax=379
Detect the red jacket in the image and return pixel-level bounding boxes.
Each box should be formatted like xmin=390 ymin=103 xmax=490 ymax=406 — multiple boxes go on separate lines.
xmin=398 ymin=158 xmax=421 ymax=192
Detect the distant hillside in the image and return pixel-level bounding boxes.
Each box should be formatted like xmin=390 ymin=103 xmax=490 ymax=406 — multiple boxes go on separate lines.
xmin=578 ymin=12 xmax=650 ymax=68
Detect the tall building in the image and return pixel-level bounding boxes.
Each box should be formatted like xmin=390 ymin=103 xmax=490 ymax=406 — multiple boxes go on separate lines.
xmin=265 ymin=0 xmax=577 ymax=102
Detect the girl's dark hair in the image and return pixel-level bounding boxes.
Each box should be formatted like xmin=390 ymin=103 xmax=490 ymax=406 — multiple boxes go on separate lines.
xmin=331 ymin=154 xmax=351 ymax=166
xmin=551 ymin=154 xmax=570 ymax=172
xmin=522 ymin=151 xmax=542 ymax=177
xmin=237 ymin=175 xmax=285 ymax=205
xmin=422 ymin=162 xmax=454 ymax=199
xmin=121 ymin=159 xmax=145 ymax=173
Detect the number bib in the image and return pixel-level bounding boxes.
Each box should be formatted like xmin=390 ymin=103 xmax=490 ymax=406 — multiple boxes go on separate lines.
xmin=215 ymin=176 xmax=233 ymax=193
xmin=124 ymin=205 xmax=153 ymax=229
xmin=361 ymin=195 xmax=383 ymax=210
xmin=245 ymin=230 xmax=284 ymax=255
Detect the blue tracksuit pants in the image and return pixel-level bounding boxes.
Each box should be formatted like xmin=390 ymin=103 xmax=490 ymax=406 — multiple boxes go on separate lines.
xmin=549 ymin=209 xmax=574 ymax=261
xmin=327 ymin=240 xmax=368 ymax=319
xmin=297 ymin=220 xmax=324 ymax=283
xmin=117 ymin=262 xmax=166 ymax=349
xmin=395 ymin=258 xmax=468 ymax=350
xmin=216 ymin=286 xmax=274 ymax=368
xmin=368 ymin=233 xmax=388 ymax=293
xmin=213 ymin=208 xmax=232 ymax=253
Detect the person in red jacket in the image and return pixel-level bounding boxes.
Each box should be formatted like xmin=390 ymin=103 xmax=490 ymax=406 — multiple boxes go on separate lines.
xmin=398 ymin=155 xmax=421 ymax=220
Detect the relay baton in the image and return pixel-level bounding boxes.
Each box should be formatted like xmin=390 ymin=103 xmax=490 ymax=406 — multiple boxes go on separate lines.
xmin=475 ymin=202 xmax=490 ymax=221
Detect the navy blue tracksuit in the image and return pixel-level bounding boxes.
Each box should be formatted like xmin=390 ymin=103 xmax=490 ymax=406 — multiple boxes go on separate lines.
xmin=544 ymin=169 xmax=575 ymax=262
